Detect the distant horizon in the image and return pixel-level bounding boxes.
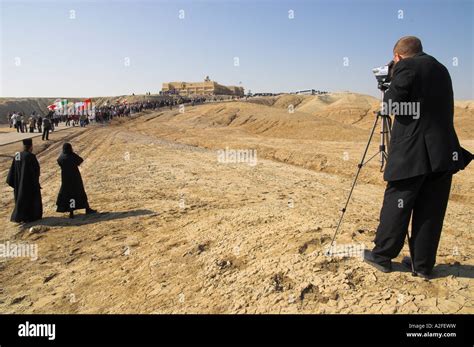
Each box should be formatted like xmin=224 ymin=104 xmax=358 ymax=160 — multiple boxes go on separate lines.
xmin=1 ymin=0 xmax=472 ymax=99
xmin=1 ymin=90 xmax=473 ymax=101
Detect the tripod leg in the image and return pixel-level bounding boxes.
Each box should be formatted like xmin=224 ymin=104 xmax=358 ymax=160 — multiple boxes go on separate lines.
xmin=380 ymin=116 xmax=386 ymax=170
xmin=380 ymin=115 xmax=392 ymax=171
xmin=327 ymin=115 xmax=379 ymax=255
xmin=406 ymin=232 xmax=417 ymax=275
xmin=386 ymin=116 xmax=392 ymax=143
xmin=401 ymin=158 xmax=417 ymax=275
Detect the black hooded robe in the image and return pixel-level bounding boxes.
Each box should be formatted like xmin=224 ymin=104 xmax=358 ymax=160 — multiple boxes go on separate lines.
xmin=6 ymin=151 xmax=43 ymax=223
xmin=56 ymin=152 xmax=89 ymax=212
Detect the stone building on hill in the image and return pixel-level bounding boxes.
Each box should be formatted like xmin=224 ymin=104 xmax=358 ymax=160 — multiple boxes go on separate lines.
xmin=162 ymin=76 xmax=244 ymax=96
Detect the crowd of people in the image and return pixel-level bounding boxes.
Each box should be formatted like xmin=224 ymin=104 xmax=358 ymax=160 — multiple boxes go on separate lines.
xmin=92 ymin=96 xmax=209 ymax=122
xmin=9 ymin=111 xmax=43 ymax=133
xmin=5 ymin=96 xmax=212 ymax=136
xmin=7 ymin=111 xmax=55 ymax=140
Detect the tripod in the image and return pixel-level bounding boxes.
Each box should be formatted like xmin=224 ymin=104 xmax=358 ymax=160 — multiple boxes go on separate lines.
xmin=326 ymin=90 xmax=416 ymax=275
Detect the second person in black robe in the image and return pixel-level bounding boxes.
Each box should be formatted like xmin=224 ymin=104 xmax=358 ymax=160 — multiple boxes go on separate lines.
xmin=56 ymin=143 xmax=96 ymax=218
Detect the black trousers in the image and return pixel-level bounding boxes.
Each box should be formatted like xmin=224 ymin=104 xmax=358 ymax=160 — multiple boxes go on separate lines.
xmin=42 ymin=128 xmax=50 ymax=140
xmin=372 ymin=171 xmax=453 ymax=274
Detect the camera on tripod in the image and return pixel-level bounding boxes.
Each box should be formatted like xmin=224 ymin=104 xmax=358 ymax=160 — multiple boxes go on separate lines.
xmin=372 ymin=60 xmax=394 ymax=91
xmin=327 ymin=61 xmax=395 ymax=256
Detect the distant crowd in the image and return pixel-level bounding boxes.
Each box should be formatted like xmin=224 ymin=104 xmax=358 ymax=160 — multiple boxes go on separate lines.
xmin=5 ymin=92 xmax=321 ymax=139
xmin=5 ymin=96 xmax=212 ymax=141
xmin=92 ymin=96 xmax=208 ymax=122
xmin=8 ymin=111 xmax=56 ymax=140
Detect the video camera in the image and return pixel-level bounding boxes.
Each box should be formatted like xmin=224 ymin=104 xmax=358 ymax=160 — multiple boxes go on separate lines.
xmin=372 ymin=60 xmax=394 ymax=91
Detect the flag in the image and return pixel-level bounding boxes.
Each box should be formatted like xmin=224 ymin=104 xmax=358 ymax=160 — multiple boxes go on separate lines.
xmin=47 ymin=104 xmax=57 ymax=110
xmin=84 ymin=98 xmax=91 ymax=104
xmin=67 ymin=101 xmax=74 ymax=115
xmin=54 ymin=98 xmax=62 ymax=109
xmin=53 ymin=98 xmax=67 ymax=110
xmin=75 ymin=102 xmax=84 ymax=111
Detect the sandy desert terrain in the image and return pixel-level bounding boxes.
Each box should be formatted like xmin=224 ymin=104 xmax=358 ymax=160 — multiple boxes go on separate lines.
xmin=0 ymin=93 xmax=472 ymax=313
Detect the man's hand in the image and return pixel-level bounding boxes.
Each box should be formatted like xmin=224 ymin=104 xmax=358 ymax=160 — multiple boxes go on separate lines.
xmin=384 ymin=59 xmax=415 ymax=104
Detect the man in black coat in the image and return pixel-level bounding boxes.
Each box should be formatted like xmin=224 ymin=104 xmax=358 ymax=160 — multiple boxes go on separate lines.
xmin=56 ymin=143 xmax=96 ymax=218
xmin=6 ymin=138 xmax=43 ymax=223
xmin=364 ymin=36 xmax=472 ymax=279
xmin=42 ymin=116 xmax=52 ymax=141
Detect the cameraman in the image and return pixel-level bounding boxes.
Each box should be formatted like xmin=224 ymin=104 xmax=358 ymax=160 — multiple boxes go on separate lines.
xmin=363 ymin=36 xmax=472 ymax=279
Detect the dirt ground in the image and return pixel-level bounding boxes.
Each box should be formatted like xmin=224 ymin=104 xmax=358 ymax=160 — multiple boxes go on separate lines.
xmin=0 ymin=94 xmax=472 ymax=313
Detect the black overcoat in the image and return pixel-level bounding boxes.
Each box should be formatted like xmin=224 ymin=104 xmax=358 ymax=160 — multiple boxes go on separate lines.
xmin=383 ymin=52 xmax=472 ymax=181
xmin=6 ymin=151 xmax=43 ymax=222
xmin=56 ymin=152 xmax=89 ymax=212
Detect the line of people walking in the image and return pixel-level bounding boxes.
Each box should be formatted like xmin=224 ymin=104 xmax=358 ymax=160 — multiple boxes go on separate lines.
xmin=8 ymin=111 xmax=54 ymax=141
xmin=6 ymin=96 xmax=210 ymax=133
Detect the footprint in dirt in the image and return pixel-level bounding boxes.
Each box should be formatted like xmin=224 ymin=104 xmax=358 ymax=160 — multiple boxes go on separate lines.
xmin=11 ymin=295 xmax=28 ymax=305
xmin=318 ymin=259 xmax=341 ymax=273
xmin=298 ymin=239 xmax=319 ymax=254
xmin=298 ymin=235 xmax=331 ymax=255
xmin=214 ymin=255 xmax=244 ymax=271
xmin=43 ymin=273 xmax=58 ymax=284
xmin=271 ymin=273 xmax=293 ymax=292
xmin=183 ymin=241 xmax=211 ymax=257
xmin=299 ymin=283 xmax=338 ymax=304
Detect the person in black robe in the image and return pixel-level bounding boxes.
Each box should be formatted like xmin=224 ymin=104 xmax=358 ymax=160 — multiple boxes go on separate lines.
xmin=6 ymin=138 xmax=43 ymax=223
xmin=56 ymin=143 xmax=96 ymax=218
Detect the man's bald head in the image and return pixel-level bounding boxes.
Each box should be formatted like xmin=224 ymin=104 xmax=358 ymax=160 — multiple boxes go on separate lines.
xmin=393 ymin=36 xmax=423 ymax=57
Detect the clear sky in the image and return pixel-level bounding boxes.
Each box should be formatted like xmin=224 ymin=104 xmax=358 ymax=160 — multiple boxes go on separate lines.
xmin=0 ymin=0 xmax=472 ymax=99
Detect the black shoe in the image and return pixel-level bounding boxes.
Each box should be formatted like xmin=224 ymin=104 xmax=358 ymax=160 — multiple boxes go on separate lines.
xmin=401 ymin=256 xmax=432 ymax=279
xmin=69 ymin=211 xmax=74 ymax=219
xmin=363 ymin=250 xmax=392 ymax=273
xmin=86 ymin=208 xmax=97 ymax=215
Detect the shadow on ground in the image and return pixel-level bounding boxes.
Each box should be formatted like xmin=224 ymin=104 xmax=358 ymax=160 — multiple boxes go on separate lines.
xmin=20 ymin=209 xmax=155 ymax=228
xmin=392 ymin=261 xmax=474 ymax=279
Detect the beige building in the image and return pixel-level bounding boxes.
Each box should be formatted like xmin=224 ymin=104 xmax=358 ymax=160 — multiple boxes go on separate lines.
xmin=162 ymin=77 xmax=244 ymax=96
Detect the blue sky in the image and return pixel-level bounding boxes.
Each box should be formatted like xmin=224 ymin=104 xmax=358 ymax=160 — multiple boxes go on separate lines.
xmin=0 ymin=0 xmax=472 ymax=98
